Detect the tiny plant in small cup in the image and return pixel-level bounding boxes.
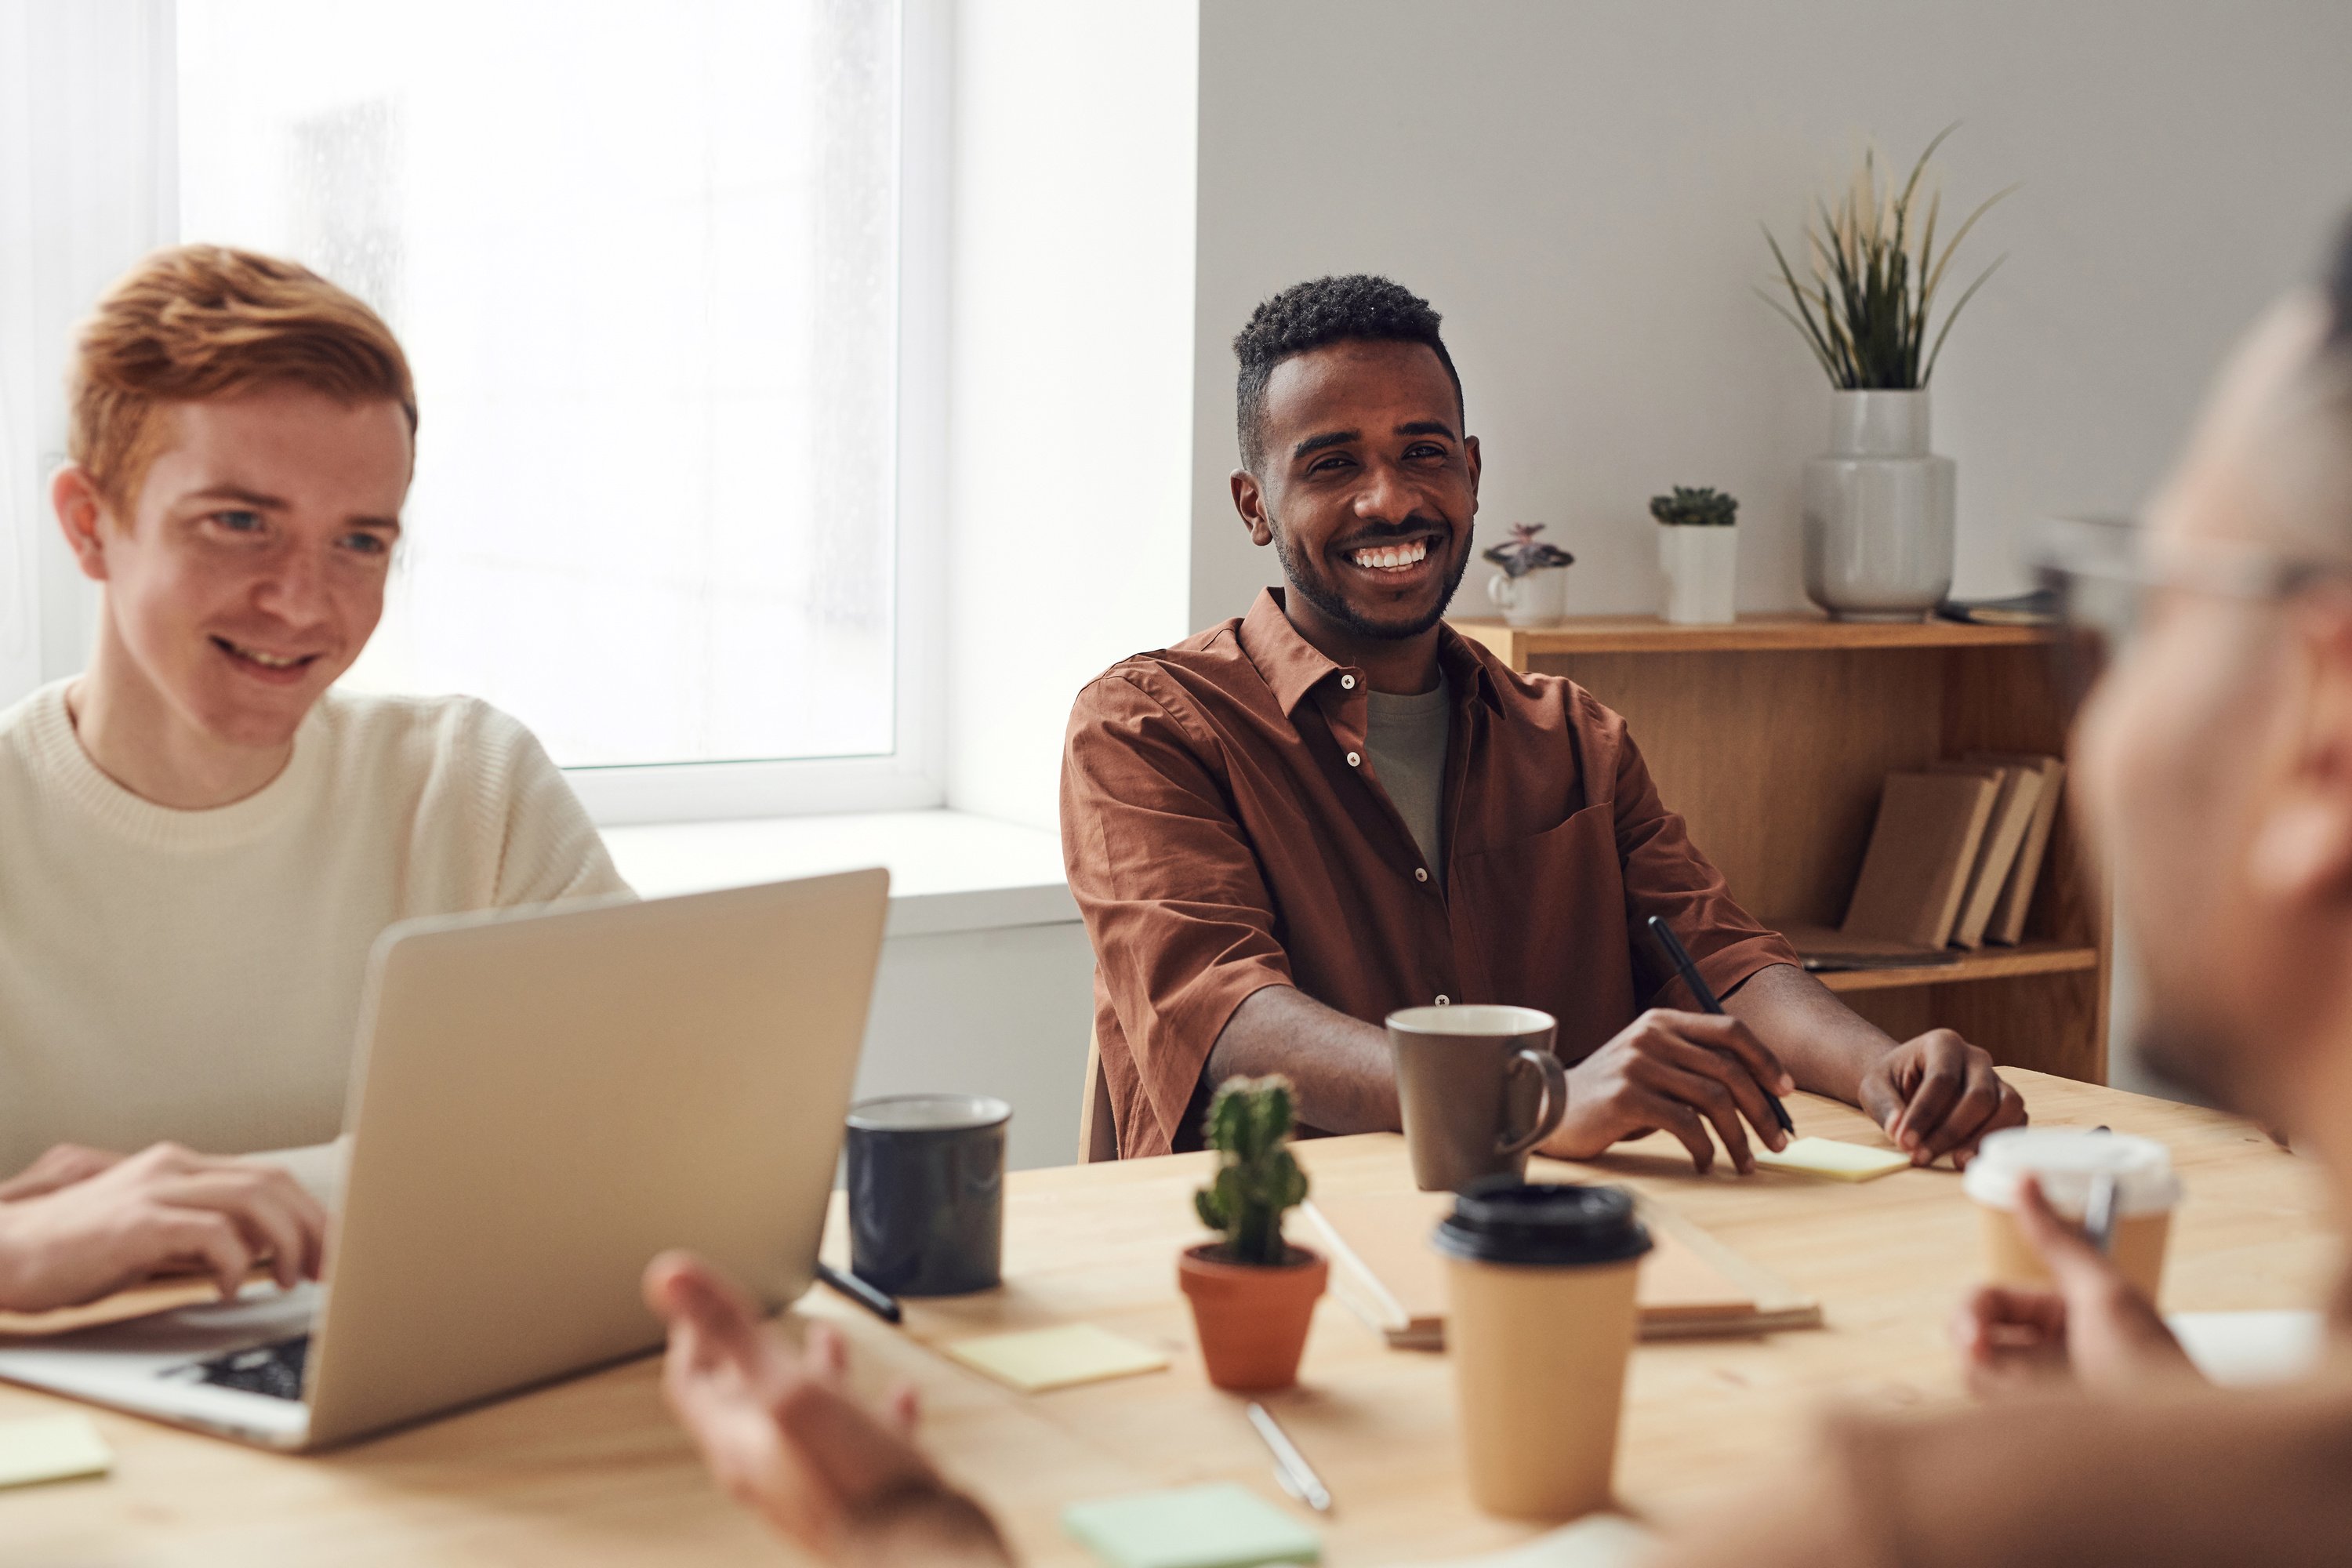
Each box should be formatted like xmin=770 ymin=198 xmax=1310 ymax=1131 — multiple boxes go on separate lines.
xmin=1480 ymin=522 xmax=1575 ymax=578
xmin=1482 ymin=524 xmax=1575 ymax=626
xmin=1177 ymin=1075 xmax=1327 ymax=1392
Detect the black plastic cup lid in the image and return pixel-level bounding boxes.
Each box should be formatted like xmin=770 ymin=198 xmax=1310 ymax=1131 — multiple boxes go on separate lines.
xmin=1432 ymin=1179 xmax=1653 ymax=1267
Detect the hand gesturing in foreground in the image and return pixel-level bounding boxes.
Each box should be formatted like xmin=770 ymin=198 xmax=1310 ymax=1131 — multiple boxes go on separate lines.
xmin=644 ymin=1252 xmax=1011 ymax=1567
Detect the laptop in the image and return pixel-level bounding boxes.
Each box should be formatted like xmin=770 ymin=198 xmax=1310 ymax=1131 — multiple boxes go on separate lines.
xmin=0 ymin=867 xmax=890 ymax=1450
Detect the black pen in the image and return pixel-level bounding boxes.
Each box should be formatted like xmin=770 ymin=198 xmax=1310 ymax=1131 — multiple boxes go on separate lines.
xmin=1645 ymin=915 xmax=1797 ymax=1138
xmin=815 ymin=1260 xmax=902 ymax=1324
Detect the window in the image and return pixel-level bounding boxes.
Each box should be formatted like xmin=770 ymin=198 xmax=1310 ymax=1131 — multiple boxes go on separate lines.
xmin=174 ymin=0 xmax=941 ymax=820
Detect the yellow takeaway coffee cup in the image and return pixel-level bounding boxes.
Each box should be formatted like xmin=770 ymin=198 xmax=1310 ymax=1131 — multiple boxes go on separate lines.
xmin=1434 ymin=1180 xmax=1652 ymax=1521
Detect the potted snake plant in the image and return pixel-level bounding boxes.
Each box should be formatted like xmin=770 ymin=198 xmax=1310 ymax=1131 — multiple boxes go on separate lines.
xmin=1177 ymin=1076 xmax=1326 ymax=1392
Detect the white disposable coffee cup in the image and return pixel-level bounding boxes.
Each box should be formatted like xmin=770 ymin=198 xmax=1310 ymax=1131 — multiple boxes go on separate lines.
xmin=1962 ymin=1126 xmax=2181 ymax=1299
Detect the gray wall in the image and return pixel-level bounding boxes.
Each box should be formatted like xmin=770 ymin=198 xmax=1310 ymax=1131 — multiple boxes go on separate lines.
xmin=856 ymin=920 xmax=1098 ymax=1172
xmin=1189 ymin=0 xmax=2352 ymax=630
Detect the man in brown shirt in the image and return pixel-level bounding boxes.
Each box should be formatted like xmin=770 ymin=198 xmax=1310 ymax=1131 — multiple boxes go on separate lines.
xmin=1061 ymin=275 xmax=2025 ymax=1163
xmin=644 ymin=221 xmax=2352 ymax=1568
xmin=644 ymin=217 xmax=2352 ymax=1568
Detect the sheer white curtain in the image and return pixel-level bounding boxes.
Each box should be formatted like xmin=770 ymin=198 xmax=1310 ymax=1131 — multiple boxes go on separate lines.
xmin=175 ymin=0 xmax=906 ymax=775
xmin=0 ymin=0 xmax=177 ymax=710
xmin=3 ymin=2 xmax=927 ymax=822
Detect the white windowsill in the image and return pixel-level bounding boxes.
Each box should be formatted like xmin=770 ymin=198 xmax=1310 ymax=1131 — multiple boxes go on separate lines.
xmin=601 ymin=810 xmax=1076 ymax=938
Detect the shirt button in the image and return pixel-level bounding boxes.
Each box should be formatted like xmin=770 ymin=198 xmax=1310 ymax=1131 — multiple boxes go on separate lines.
xmin=1435 ymin=994 xmax=1451 ymax=1006
xmin=1345 ymin=751 xmax=1361 ymax=768
xmin=1414 ymin=867 xmax=1429 ymax=882
xmin=1340 ymin=674 xmax=1356 ymax=690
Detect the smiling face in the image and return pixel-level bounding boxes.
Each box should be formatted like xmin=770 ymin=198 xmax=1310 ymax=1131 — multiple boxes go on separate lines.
xmin=1231 ymin=339 xmax=1481 ymax=652
xmin=62 ymin=385 xmax=412 ymax=753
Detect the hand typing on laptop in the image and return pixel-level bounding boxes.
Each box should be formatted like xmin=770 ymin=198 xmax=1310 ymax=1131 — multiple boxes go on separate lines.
xmin=0 ymin=1142 xmax=326 ymax=1312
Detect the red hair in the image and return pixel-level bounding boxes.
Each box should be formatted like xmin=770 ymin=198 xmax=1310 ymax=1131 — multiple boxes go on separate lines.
xmin=68 ymin=244 xmax=417 ymax=510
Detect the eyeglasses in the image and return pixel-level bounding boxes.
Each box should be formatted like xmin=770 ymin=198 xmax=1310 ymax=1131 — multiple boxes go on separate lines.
xmin=2032 ymin=514 xmax=2352 ymax=649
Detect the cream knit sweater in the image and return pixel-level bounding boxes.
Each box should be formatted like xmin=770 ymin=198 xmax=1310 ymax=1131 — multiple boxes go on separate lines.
xmin=0 ymin=681 xmax=630 ymax=1174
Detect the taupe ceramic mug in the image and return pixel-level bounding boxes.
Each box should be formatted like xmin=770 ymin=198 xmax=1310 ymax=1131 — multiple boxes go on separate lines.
xmin=1386 ymin=1004 xmax=1569 ymax=1192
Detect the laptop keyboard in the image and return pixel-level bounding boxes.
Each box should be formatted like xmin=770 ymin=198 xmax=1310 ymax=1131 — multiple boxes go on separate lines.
xmin=176 ymin=1335 xmax=310 ymax=1401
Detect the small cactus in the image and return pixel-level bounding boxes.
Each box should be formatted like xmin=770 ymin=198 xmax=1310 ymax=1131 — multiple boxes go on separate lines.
xmin=1649 ymin=486 xmax=1739 ymax=528
xmin=1193 ymin=1076 xmax=1310 ymax=1266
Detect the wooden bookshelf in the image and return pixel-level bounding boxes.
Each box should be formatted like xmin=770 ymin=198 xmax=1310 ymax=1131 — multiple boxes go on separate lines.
xmin=1461 ymin=613 xmax=2057 ymax=657
xmin=1810 ymin=940 xmax=2101 ymax=995
xmin=1451 ymin=612 xmax=2111 ymax=1083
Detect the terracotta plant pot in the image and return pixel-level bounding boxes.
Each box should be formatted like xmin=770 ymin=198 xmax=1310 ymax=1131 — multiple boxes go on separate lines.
xmin=1177 ymin=1242 xmax=1327 ymax=1392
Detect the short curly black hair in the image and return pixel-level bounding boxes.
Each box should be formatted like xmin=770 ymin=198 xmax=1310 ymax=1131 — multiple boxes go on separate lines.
xmin=1232 ymin=274 xmax=1462 ymax=473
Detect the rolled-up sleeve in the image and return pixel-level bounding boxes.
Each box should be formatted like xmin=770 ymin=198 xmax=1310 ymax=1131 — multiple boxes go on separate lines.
xmin=1594 ymin=694 xmax=1798 ymax=1005
xmin=1062 ymin=672 xmax=1295 ymax=1153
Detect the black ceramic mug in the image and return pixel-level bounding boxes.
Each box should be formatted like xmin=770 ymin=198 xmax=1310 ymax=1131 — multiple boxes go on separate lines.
xmin=845 ymin=1093 xmax=1011 ymax=1297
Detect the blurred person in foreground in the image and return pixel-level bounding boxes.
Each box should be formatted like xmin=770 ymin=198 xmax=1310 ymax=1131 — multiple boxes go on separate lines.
xmin=644 ymin=216 xmax=2352 ymax=1565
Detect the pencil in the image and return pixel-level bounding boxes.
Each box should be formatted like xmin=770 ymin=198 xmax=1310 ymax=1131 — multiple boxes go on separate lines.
xmin=1645 ymin=915 xmax=1797 ymax=1138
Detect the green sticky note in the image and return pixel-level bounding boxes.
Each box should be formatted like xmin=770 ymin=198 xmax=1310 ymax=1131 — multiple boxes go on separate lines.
xmin=1063 ymin=1482 xmax=1319 ymax=1568
xmin=1754 ymin=1136 xmax=1911 ymax=1181
xmin=0 ymin=1413 xmax=113 ymax=1490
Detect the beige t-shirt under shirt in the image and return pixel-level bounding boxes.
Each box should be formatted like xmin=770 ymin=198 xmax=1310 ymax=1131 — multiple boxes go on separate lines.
xmin=0 ymin=681 xmax=630 ymax=1174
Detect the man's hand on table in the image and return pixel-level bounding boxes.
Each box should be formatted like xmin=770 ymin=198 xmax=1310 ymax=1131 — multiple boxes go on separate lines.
xmin=1537 ymin=1009 xmax=1795 ymax=1174
xmin=1857 ymin=1029 xmax=2028 ymax=1169
xmin=0 ymin=1142 xmax=327 ymax=1312
xmin=644 ymin=1252 xmax=1011 ymax=1568
xmin=1719 ymin=967 xmax=2025 ymax=1169
xmin=1950 ymin=1176 xmax=2196 ymax=1399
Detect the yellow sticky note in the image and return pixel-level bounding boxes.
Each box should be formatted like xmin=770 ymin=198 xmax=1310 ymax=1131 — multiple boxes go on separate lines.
xmin=0 ymin=1413 xmax=113 ymax=1490
xmin=946 ymin=1324 xmax=1172 ymax=1392
xmin=1753 ymin=1136 xmax=1912 ymax=1182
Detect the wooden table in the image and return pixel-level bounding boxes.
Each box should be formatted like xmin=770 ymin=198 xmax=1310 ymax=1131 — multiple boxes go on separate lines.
xmin=2 ymin=1072 xmax=2336 ymax=1566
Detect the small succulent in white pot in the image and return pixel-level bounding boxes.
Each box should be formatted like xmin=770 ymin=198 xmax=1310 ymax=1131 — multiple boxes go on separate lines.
xmin=1650 ymin=487 xmax=1740 ymax=626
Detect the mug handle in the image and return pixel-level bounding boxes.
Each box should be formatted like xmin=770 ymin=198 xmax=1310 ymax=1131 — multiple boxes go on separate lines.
xmin=1485 ymin=573 xmax=1519 ymax=611
xmin=1494 ymin=1048 xmax=1570 ymax=1160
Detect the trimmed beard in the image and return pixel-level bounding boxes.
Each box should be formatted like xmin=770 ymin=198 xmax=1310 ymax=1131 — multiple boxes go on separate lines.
xmin=1269 ymin=516 xmax=1471 ymax=641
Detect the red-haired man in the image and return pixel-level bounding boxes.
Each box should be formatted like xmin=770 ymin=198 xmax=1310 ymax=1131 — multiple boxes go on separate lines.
xmin=0 ymin=246 xmax=626 ymax=1305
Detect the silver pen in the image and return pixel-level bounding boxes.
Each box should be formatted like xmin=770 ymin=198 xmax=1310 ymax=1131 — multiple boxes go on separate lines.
xmin=1245 ymin=1402 xmax=1332 ymax=1514
xmin=2084 ymin=1171 xmax=2119 ymax=1254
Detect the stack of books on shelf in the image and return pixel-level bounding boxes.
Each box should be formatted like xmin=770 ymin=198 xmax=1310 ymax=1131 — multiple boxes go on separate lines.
xmin=1791 ymin=753 xmax=2066 ymax=971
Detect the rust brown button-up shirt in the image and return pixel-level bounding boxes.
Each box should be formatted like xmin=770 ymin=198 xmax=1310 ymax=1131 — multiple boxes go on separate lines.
xmin=1061 ymin=589 xmax=1799 ymax=1158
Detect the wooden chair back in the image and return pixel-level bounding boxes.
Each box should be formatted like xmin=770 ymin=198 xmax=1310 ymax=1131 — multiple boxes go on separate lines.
xmin=1079 ymin=1027 xmax=1118 ymax=1163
